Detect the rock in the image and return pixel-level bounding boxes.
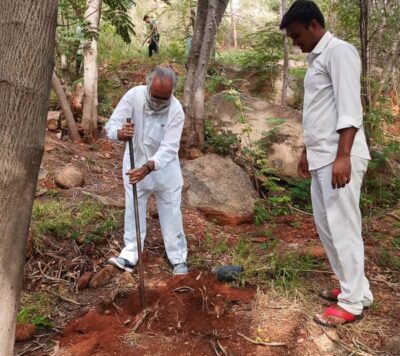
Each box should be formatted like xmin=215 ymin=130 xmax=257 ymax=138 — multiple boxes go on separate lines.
xmin=302 ymin=244 xmax=325 ymax=259
xmin=15 ymin=323 xmax=36 ymax=342
xmin=117 ymin=271 xmax=136 ymax=287
xmin=206 ymin=94 xmax=304 ymax=179
xmin=55 ymin=164 xmax=84 ymax=189
xmin=77 ymin=272 xmax=93 ymax=290
xmin=314 ymin=330 xmax=347 ymax=356
xmin=69 ymin=336 xmax=99 ymax=356
xmin=182 ymin=154 xmax=258 ymax=225
xmin=385 ymin=336 xmax=400 ymax=355
xmin=187 ymin=148 xmax=204 ymax=160
xmin=89 ymin=265 xmax=119 ymax=288
xmin=38 ymin=166 xmax=48 ymax=181
xmin=47 ymin=111 xmax=61 ymax=131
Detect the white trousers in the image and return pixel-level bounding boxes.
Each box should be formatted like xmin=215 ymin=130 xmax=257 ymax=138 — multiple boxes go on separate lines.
xmin=119 ymin=181 xmax=187 ymax=266
xmin=310 ymin=156 xmax=373 ymax=315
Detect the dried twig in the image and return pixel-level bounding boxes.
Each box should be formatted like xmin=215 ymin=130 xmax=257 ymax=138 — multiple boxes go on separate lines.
xmin=173 ymin=286 xmax=194 ymax=293
xmin=132 ymin=308 xmax=151 ymax=333
xmin=38 ymin=262 xmax=70 ymax=285
xmin=216 ymin=339 xmax=228 ymax=356
xmin=47 ymin=289 xmax=84 ymax=306
xmin=237 ymin=332 xmax=286 ymax=347
xmin=16 ymin=342 xmax=47 ymax=356
xmin=371 ymin=276 xmax=400 ymax=289
xmin=322 ymin=329 xmax=373 ymax=356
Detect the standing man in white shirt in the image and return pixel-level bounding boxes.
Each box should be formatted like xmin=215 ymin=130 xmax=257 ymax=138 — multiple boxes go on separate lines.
xmin=280 ymin=0 xmax=372 ymax=326
xmin=105 ymin=66 xmax=188 ymax=276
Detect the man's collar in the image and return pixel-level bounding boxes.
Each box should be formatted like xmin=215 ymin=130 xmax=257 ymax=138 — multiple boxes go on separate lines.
xmin=311 ymin=31 xmax=333 ymax=54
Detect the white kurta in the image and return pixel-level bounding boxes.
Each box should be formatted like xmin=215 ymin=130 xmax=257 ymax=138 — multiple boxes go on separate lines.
xmin=303 ymin=32 xmax=372 ymax=315
xmin=303 ymin=31 xmax=370 ymax=171
xmin=105 ymin=86 xmax=187 ymax=265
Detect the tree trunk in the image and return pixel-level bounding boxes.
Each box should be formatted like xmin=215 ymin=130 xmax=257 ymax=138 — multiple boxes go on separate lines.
xmin=359 ymin=0 xmax=369 ymax=108
xmin=229 ymin=0 xmax=237 ymax=48
xmin=81 ymin=0 xmax=101 ymax=141
xmin=280 ymin=0 xmax=289 ymax=106
xmin=0 ymin=1 xmax=58 ymax=354
xmin=52 ymin=72 xmax=82 ymax=143
xmin=182 ymin=0 xmax=229 ymax=150
xmin=359 ymin=0 xmax=370 ymax=144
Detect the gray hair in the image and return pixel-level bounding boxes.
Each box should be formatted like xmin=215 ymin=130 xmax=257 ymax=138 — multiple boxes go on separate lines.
xmin=146 ymin=66 xmax=178 ymax=91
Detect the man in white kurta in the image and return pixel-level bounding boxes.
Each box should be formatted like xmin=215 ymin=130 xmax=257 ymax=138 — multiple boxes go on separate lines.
xmin=280 ymin=0 xmax=372 ymax=326
xmin=105 ymin=66 xmax=188 ymax=275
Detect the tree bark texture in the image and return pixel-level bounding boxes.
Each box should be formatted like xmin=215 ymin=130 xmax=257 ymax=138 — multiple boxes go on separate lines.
xmin=280 ymin=0 xmax=289 ymax=106
xmin=359 ymin=0 xmax=370 ymax=110
xmin=359 ymin=0 xmax=370 ymax=144
xmin=0 ymin=1 xmax=58 ymax=354
xmin=81 ymin=0 xmax=102 ymax=140
xmin=230 ymin=0 xmax=237 ymax=48
xmin=182 ymin=0 xmax=229 ymax=150
xmin=52 ymin=72 xmax=82 ymax=143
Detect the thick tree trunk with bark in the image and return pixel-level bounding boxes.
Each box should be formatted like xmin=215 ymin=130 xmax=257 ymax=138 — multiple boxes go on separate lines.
xmin=182 ymin=0 xmax=229 ymax=150
xmin=81 ymin=0 xmax=102 ymax=140
xmin=52 ymin=72 xmax=82 ymax=143
xmin=0 ymin=1 xmax=58 ymax=354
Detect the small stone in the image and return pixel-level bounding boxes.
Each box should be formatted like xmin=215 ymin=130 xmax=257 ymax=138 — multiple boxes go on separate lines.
xmin=187 ymin=148 xmax=204 ymax=160
xmin=303 ymin=244 xmax=325 ymax=259
xmin=77 ymin=272 xmax=93 ymax=290
xmin=55 ymin=164 xmax=84 ymax=189
xmin=89 ymin=265 xmax=119 ymax=288
xmin=385 ymin=336 xmax=400 ymax=356
xmin=15 ymin=323 xmax=36 ymax=342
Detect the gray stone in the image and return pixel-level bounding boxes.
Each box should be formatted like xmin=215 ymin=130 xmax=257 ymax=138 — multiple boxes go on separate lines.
xmin=55 ymin=164 xmax=84 ymax=189
xmin=182 ymin=154 xmax=258 ymax=225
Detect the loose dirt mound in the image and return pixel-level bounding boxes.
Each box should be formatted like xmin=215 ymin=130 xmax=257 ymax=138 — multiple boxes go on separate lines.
xmin=58 ymin=273 xmax=256 ymax=355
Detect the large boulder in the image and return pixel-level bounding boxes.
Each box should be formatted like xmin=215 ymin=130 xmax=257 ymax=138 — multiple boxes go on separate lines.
xmin=55 ymin=164 xmax=84 ymax=189
xmin=182 ymin=154 xmax=258 ymax=225
xmin=207 ymin=94 xmax=304 ymax=179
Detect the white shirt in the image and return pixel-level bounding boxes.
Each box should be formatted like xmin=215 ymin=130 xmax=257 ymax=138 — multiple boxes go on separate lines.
xmin=105 ymin=85 xmax=185 ymax=191
xmin=303 ymin=31 xmax=370 ymax=170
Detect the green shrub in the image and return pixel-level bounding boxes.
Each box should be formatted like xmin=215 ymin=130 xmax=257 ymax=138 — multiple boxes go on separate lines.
xmin=205 ymin=121 xmax=240 ymax=155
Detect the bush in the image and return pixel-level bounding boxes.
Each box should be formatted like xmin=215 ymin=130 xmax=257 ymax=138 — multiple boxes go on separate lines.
xmin=205 ymin=121 xmax=240 ymax=155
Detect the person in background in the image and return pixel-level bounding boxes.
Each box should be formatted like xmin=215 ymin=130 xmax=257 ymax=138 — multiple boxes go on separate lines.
xmin=143 ymin=15 xmax=160 ymax=57
xmin=280 ymin=0 xmax=372 ymax=326
xmin=105 ymin=66 xmax=188 ymax=276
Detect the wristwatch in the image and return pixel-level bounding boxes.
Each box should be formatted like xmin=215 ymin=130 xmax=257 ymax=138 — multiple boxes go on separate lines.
xmin=143 ymin=162 xmax=152 ymax=173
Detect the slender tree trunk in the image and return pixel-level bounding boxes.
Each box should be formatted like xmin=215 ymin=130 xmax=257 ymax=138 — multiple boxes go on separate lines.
xmin=52 ymin=72 xmax=82 ymax=143
xmin=359 ymin=0 xmax=370 ymax=144
xmin=0 ymin=1 xmax=58 ymax=354
xmin=81 ymin=0 xmax=101 ymax=141
xmin=359 ymin=0 xmax=369 ymax=109
xmin=182 ymin=0 xmax=229 ymax=150
xmin=280 ymin=0 xmax=289 ymax=106
xmin=229 ymin=0 xmax=237 ymax=48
